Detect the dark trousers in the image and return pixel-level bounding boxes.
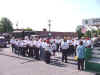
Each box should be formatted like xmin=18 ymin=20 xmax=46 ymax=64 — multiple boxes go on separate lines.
xmin=22 ymin=47 xmax=28 ymax=56
xmin=28 ymin=47 xmax=34 ymax=57
xmin=56 ymin=44 xmax=60 ymax=52
xmin=40 ymin=47 xmax=45 ymax=60
xmin=11 ymin=44 xmax=15 ymax=53
xmin=19 ymin=47 xmax=23 ymax=55
xmin=44 ymin=51 xmax=51 ymax=64
xmin=78 ymin=58 xmax=85 ymax=70
xmin=34 ymin=47 xmax=40 ymax=60
xmin=62 ymin=49 xmax=68 ymax=63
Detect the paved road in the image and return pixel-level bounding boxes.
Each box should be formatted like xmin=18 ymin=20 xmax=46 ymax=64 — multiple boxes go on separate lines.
xmin=0 ymin=48 xmax=95 ymax=75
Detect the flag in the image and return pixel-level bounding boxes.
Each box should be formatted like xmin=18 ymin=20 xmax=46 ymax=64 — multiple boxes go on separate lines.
xmin=81 ymin=26 xmax=87 ymax=34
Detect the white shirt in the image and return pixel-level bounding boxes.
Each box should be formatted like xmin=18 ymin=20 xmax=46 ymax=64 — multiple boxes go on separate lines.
xmin=51 ymin=43 xmax=57 ymax=50
xmin=35 ymin=40 xmax=41 ymax=48
xmin=18 ymin=41 xmax=24 ymax=47
xmin=55 ymin=39 xmax=61 ymax=44
xmin=87 ymin=40 xmax=92 ymax=46
xmin=61 ymin=41 xmax=69 ymax=49
xmin=10 ymin=39 xmax=16 ymax=44
xmin=45 ymin=43 xmax=52 ymax=52
xmin=41 ymin=42 xmax=47 ymax=49
xmin=67 ymin=40 xmax=72 ymax=44
xmin=29 ymin=41 xmax=34 ymax=47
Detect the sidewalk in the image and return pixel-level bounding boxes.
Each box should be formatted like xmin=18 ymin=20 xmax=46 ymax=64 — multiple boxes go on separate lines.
xmin=0 ymin=47 xmax=95 ymax=75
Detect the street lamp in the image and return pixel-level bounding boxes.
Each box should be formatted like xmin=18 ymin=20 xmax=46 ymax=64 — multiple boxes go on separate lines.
xmin=48 ymin=19 xmax=51 ymax=32
xmin=48 ymin=19 xmax=51 ymax=37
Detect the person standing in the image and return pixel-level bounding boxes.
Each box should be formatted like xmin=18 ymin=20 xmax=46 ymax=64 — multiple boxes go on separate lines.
xmin=40 ymin=40 xmax=47 ymax=60
xmin=44 ymin=41 xmax=52 ymax=64
xmin=76 ymin=41 xmax=85 ymax=71
xmin=51 ymin=41 xmax=57 ymax=56
xmin=34 ymin=39 xmax=40 ymax=60
xmin=55 ymin=38 xmax=61 ymax=52
xmin=18 ymin=39 xmax=24 ymax=56
xmin=22 ymin=40 xmax=28 ymax=57
xmin=28 ymin=39 xmax=34 ymax=57
xmin=10 ymin=37 xmax=16 ymax=53
xmin=61 ymin=38 xmax=69 ymax=63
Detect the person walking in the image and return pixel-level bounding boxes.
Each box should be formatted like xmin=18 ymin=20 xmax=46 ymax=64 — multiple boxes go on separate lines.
xmin=76 ymin=41 xmax=85 ymax=71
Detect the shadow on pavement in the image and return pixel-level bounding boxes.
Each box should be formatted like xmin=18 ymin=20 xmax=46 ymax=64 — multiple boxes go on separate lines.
xmin=54 ymin=56 xmax=77 ymax=65
xmin=20 ymin=59 xmax=36 ymax=64
xmin=68 ymin=62 xmax=77 ymax=65
xmin=50 ymin=58 xmax=66 ymax=67
xmin=0 ymin=48 xmax=3 ymax=52
xmin=0 ymin=53 xmax=35 ymax=62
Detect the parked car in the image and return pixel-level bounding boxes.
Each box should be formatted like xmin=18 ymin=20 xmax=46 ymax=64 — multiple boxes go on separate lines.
xmin=0 ymin=36 xmax=8 ymax=48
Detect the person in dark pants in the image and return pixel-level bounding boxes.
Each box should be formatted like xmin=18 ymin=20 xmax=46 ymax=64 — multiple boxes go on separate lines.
xmin=44 ymin=50 xmax=51 ymax=64
xmin=68 ymin=43 xmax=75 ymax=56
xmin=40 ymin=46 xmax=45 ymax=60
xmin=11 ymin=44 xmax=15 ymax=53
xmin=34 ymin=39 xmax=40 ymax=60
xmin=22 ymin=43 xmax=28 ymax=57
xmin=78 ymin=59 xmax=84 ymax=70
xmin=61 ymin=38 xmax=69 ymax=63
xmin=61 ymin=49 xmax=68 ymax=63
xmin=10 ymin=38 xmax=16 ymax=53
xmin=28 ymin=41 xmax=34 ymax=57
xmin=34 ymin=47 xmax=40 ymax=60
xmin=44 ymin=41 xmax=52 ymax=64
xmin=28 ymin=46 xmax=34 ymax=57
xmin=76 ymin=41 xmax=85 ymax=71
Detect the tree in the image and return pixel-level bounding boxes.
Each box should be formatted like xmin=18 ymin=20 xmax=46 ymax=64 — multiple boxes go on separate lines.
xmin=76 ymin=25 xmax=83 ymax=39
xmin=0 ymin=22 xmax=4 ymax=32
xmin=0 ymin=17 xmax=13 ymax=33
xmin=24 ymin=27 xmax=33 ymax=31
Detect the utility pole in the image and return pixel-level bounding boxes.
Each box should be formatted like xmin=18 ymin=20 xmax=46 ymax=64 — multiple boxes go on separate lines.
xmin=48 ymin=19 xmax=52 ymax=37
xmin=48 ymin=19 xmax=51 ymax=32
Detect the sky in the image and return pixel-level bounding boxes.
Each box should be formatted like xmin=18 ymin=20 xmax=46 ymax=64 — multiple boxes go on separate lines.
xmin=0 ymin=0 xmax=100 ymax=32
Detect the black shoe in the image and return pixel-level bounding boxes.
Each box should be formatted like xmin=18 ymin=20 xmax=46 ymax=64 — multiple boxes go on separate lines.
xmin=65 ymin=61 xmax=68 ymax=63
xmin=62 ymin=60 xmax=64 ymax=62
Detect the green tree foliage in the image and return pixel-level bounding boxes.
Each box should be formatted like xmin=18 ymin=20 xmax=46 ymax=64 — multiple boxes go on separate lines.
xmin=84 ymin=30 xmax=91 ymax=38
xmin=0 ymin=22 xmax=4 ymax=32
xmin=24 ymin=27 xmax=33 ymax=31
xmin=0 ymin=17 xmax=13 ymax=32
xmin=76 ymin=25 xmax=83 ymax=39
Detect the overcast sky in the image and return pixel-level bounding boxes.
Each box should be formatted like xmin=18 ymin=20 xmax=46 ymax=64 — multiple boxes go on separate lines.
xmin=0 ymin=0 xmax=100 ymax=32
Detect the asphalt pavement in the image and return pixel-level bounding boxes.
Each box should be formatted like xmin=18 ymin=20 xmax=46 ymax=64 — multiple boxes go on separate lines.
xmin=0 ymin=47 xmax=95 ymax=75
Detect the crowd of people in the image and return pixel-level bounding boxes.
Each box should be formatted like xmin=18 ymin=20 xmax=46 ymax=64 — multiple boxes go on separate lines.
xmin=10 ymin=36 xmax=92 ymax=71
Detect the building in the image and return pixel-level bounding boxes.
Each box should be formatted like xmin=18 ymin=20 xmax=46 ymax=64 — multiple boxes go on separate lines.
xmin=13 ymin=29 xmax=77 ymax=38
xmin=36 ymin=29 xmax=77 ymax=38
xmin=82 ymin=18 xmax=100 ymax=26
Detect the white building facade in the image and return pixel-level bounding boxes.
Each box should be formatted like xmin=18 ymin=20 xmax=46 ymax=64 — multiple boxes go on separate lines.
xmin=82 ymin=18 xmax=100 ymax=26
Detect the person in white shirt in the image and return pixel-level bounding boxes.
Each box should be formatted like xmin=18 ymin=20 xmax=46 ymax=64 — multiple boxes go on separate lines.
xmin=40 ymin=40 xmax=47 ymax=60
xmin=51 ymin=41 xmax=57 ymax=56
xmin=22 ymin=39 xmax=28 ymax=56
xmin=44 ymin=41 xmax=52 ymax=64
xmin=14 ymin=39 xmax=19 ymax=54
xmin=28 ymin=39 xmax=34 ymax=57
xmin=34 ymin=39 xmax=40 ymax=60
xmin=55 ymin=38 xmax=61 ymax=52
xmin=61 ymin=39 xmax=69 ymax=63
xmin=18 ymin=39 xmax=24 ymax=56
xmin=10 ymin=37 xmax=16 ymax=53
xmin=86 ymin=38 xmax=92 ymax=48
